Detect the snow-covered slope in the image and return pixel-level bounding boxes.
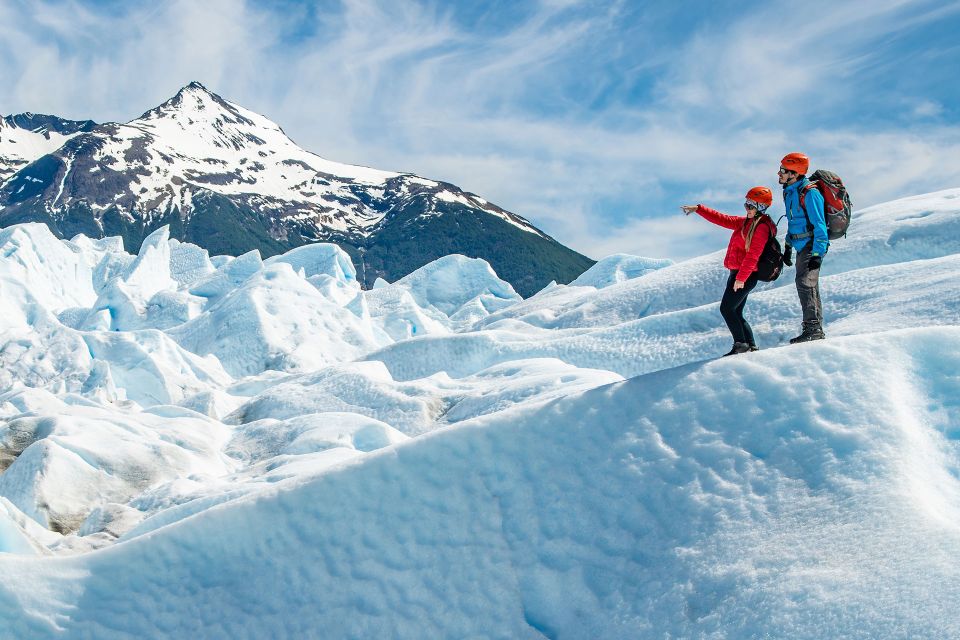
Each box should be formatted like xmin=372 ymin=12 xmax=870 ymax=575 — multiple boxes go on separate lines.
xmin=78 ymin=82 xmax=398 ymax=232
xmin=2 ymin=83 xmax=400 ymax=233
xmin=1 ymin=188 xmax=959 ymax=637
xmin=4 ymin=329 xmax=958 ymax=638
xmin=0 ymin=114 xmax=95 ymax=183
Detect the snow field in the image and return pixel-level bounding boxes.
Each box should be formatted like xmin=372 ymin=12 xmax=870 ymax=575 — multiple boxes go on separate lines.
xmin=226 ymin=358 xmax=620 ymax=436
xmin=0 ymin=187 xmax=958 ymax=637
xmin=2 ymin=329 xmax=959 ymax=638
xmin=369 ymin=248 xmax=960 ymax=382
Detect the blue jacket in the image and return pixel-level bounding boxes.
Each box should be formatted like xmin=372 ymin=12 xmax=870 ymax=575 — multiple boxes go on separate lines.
xmin=783 ymin=178 xmax=829 ymax=256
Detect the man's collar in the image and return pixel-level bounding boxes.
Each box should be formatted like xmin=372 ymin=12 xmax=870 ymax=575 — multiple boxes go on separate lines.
xmin=783 ymin=177 xmax=807 ymax=192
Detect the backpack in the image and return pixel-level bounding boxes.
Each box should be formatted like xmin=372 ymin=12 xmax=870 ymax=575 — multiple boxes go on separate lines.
xmin=799 ymin=169 xmax=852 ymax=240
xmin=751 ymin=215 xmax=783 ymax=282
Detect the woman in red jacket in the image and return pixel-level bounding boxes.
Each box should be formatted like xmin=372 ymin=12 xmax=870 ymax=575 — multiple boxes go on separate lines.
xmin=682 ymin=187 xmax=776 ymax=356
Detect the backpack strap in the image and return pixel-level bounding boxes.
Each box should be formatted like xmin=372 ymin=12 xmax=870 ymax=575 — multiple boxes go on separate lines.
xmin=763 ymin=213 xmax=778 ymax=236
xmin=797 ymin=182 xmax=817 ymax=231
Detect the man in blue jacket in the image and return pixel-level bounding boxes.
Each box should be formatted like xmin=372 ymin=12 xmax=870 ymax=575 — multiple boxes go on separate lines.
xmin=779 ymin=152 xmax=828 ymax=343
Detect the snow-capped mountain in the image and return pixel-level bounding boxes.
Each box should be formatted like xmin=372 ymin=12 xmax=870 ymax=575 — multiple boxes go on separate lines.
xmin=0 ymin=82 xmax=593 ymax=295
xmin=1 ymin=186 xmax=960 ymax=637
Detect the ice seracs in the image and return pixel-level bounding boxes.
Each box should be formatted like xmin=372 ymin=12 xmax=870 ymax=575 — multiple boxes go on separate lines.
xmin=359 ymin=254 xmax=523 ymax=339
xmin=570 ymin=252 xmax=673 ymax=288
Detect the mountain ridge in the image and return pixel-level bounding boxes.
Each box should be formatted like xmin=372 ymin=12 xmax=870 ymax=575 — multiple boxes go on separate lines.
xmin=0 ymin=82 xmax=594 ymax=295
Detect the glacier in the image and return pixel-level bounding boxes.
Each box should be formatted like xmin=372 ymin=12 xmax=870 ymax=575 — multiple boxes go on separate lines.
xmin=0 ymin=188 xmax=959 ymax=638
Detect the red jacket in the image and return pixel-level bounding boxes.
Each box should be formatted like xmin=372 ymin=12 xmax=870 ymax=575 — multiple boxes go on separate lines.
xmin=695 ymin=205 xmax=774 ymax=282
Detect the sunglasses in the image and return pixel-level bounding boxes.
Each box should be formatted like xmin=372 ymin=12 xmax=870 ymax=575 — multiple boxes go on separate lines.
xmin=778 ymin=167 xmax=795 ymax=175
xmin=743 ymin=202 xmax=759 ymax=210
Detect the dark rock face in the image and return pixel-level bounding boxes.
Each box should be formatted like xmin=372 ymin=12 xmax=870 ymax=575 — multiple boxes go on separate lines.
xmin=1 ymin=114 xmax=97 ymax=136
xmin=1 ymin=176 xmax=591 ymax=297
xmin=348 ymin=199 xmax=595 ymax=297
xmin=2 ymin=156 xmax=63 ymax=204
xmin=0 ymin=84 xmax=595 ymax=296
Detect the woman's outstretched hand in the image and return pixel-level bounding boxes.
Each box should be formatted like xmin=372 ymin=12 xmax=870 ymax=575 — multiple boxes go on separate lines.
xmin=681 ymin=205 xmax=698 ymax=215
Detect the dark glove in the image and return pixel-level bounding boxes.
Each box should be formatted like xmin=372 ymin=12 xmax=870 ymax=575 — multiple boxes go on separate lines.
xmin=807 ymin=254 xmax=822 ymax=270
xmin=782 ymin=245 xmax=793 ymax=266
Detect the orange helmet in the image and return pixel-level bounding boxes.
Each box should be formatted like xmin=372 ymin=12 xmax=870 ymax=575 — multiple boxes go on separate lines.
xmin=745 ymin=186 xmax=773 ymax=208
xmin=780 ymin=152 xmax=809 ymax=175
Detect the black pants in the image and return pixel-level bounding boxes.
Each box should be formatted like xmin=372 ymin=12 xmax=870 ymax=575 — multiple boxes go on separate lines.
xmin=720 ymin=270 xmax=759 ymax=345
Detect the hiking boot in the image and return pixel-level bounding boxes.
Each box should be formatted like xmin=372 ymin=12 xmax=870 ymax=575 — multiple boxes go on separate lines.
xmin=722 ymin=342 xmax=752 ymax=357
xmin=789 ymin=329 xmax=825 ymax=344
xmin=749 ymin=345 xmax=760 ymax=352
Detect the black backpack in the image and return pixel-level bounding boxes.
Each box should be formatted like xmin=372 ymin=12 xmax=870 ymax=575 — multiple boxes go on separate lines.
xmin=752 ymin=216 xmax=783 ymax=282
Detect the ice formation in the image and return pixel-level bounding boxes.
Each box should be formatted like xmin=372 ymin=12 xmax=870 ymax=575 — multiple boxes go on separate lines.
xmin=1 ymin=188 xmax=960 ymax=638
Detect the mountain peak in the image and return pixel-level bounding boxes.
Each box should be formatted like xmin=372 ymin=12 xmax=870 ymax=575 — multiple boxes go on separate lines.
xmin=137 ymin=81 xmax=236 ymax=123
xmin=183 ymin=80 xmax=209 ymax=92
xmin=173 ymin=81 xmax=220 ymax=103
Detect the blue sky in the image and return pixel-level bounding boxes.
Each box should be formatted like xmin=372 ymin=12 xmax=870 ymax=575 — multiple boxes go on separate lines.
xmin=2 ymin=0 xmax=960 ymax=261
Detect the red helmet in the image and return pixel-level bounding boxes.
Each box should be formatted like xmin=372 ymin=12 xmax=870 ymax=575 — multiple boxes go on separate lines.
xmin=745 ymin=186 xmax=773 ymax=208
xmin=780 ymin=152 xmax=809 ymax=175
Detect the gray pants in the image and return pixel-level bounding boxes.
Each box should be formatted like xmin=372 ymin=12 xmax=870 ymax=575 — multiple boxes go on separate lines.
xmin=795 ymin=245 xmax=823 ymax=331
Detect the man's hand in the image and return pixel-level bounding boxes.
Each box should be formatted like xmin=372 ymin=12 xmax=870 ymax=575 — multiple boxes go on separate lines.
xmin=681 ymin=205 xmax=698 ymax=215
xmin=782 ymin=245 xmax=793 ymax=266
xmin=733 ymin=279 xmax=745 ymax=291
xmin=807 ymin=254 xmax=822 ymax=270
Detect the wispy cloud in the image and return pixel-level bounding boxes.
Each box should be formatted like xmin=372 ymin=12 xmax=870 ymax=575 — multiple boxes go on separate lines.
xmin=912 ymin=100 xmax=944 ymax=119
xmin=655 ymin=0 xmax=949 ymax=120
xmin=2 ymin=0 xmax=959 ymax=261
